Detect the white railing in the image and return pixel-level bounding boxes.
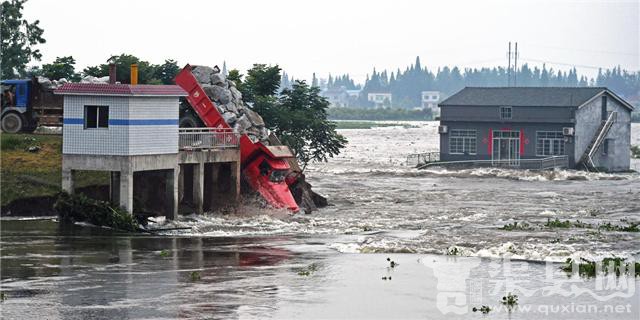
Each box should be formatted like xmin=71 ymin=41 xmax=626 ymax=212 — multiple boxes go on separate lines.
xmin=178 ymin=128 xmax=239 ymax=150
xmin=585 ymin=111 xmax=617 ymax=168
xmin=417 ymin=155 xmax=569 ymax=170
xmin=406 ymin=151 xmax=440 ymax=166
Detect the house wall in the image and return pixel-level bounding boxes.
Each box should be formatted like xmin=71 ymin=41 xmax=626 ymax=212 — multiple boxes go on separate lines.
xmin=439 ymin=120 xmax=575 ymax=163
xmin=62 ymin=95 xmax=179 ymax=156
xmin=574 ymin=93 xmax=631 ymax=171
xmin=63 ymin=95 xmax=130 ymax=155
xmin=127 ymin=97 xmax=179 ymax=155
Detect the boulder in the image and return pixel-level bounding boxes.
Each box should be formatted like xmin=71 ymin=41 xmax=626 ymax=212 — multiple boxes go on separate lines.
xmin=191 ymin=66 xmax=215 ymax=84
xmin=202 ymin=85 xmax=231 ymax=105
xmin=224 ymin=102 xmax=238 ymax=114
xmin=215 ymin=104 xmax=225 ymax=114
xmin=259 ymin=127 xmax=270 ymax=139
xmin=235 ymin=114 xmax=252 ymax=131
xmin=244 ymin=108 xmax=265 ymax=127
xmin=210 ymin=73 xmax=226 ymax=85
xmin=230 ymin=87 xmax=242 ymax=101
xmin=222 ymin=112 xmax=237 ymax=124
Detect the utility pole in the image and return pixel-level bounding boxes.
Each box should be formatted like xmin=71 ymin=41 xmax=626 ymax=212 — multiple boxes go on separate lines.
xmin=507 ymin=42 xmax=512 ymax=86
xmin=514 ymin=42 xmax=518 ymax=86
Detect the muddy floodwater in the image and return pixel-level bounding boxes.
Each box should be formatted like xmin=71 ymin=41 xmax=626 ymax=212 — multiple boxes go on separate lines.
xmin=1 ymin=122 xmax=639 ymax=319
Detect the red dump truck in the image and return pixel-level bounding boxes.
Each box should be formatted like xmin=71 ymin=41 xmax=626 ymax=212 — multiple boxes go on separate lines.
xmin=175 ymin=65 xmax=299 ymax=212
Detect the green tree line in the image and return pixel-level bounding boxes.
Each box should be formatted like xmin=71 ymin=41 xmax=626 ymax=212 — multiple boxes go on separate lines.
xmin=324 ymin=56 xmax=640 ymax=109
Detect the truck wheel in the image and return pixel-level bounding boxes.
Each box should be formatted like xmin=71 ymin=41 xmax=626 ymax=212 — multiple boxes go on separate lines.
xmin=179 ymin=113 xmax=203 ymax=128
xmin=1 ymin=112 xmax=24 ymax=133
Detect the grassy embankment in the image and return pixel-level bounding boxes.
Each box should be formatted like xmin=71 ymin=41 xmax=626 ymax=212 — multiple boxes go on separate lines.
xmin=1 ymin=134 xmax=108 ymax=214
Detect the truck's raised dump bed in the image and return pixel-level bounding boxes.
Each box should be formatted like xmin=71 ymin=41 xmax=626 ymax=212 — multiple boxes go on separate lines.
xmin=175 ymin=65 xmax=299 ymax=212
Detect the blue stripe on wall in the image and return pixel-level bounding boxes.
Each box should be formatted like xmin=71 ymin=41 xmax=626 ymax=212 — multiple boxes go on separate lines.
xmin=109 ymin=119 xmax=178 ymax=125
xmin=63 ymin=118 xmax=84 ymax=124
xmin=62 ymin=118 xmax=178 ymax=126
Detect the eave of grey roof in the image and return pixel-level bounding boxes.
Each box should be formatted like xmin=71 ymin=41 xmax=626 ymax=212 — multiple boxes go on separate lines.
xmin=439 ymin=87 xmax=633 ymax=110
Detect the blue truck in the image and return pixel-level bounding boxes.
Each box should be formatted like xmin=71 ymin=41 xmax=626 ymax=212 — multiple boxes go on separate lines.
xmin=1 ymin=78 xmax=63 ymax=133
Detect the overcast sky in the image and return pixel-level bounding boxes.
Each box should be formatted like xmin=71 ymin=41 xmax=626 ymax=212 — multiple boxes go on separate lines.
xmin=23 ymin=0 xmax=639 ymax=83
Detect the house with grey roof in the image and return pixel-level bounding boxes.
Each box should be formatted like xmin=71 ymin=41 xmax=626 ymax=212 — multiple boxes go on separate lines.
xmin=438 ymin=87 xmax=634 ymax=172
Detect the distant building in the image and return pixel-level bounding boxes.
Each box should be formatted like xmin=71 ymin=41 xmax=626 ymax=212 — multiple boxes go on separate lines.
xmin=421 ymin=91 xmax=441 ymax=116
xmin=321 ymin=87 xmax=349 ymax=108
xmin=438 ymin=87 xmax=634 ymax=172
xmin=367 ymin=93 xmax=392 ymax=108
xmin=345 ymin=89 xmax=361 ymax=100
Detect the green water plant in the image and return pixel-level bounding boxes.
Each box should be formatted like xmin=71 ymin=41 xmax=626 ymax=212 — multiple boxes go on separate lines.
xmin=472 ymin=305 xmax=491 ymax=314
xmin=501 ymin=293 xmax=518 ymax=312
xmin=159 ymin=250 xmax=170 ymax=257
xmin=297 ymin=263 xmax=319 ymax=276
xmin=0 ymin=291 xmax=5 ymax=302
xmin=561 ymin=257 xmax=640 ymax=278
xmin=54 ymin=192 xmax=138 ymax=232
xmin=545 ymin=218 xmax=572 ymax=228
xmin=598 ymin=222 xmax=639 ymax=232
xmin=190 ymin=271 xmax=201 ymax=281
xmin=500 ymin=221 xmax=534 ymax=231
xmin=446 ymin=247 xmax=461 ymax=256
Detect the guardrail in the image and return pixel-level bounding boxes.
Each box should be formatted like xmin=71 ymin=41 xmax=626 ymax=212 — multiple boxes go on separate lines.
xmin=418 ymin=155 xmax=569 ymax=170
xmin=406 ymin=151 xmax=440 ymax=166
xmin=178 ymin=128 xmax=239 ymax=150
xmin=538 ymin=155 xmax=569 ymax=170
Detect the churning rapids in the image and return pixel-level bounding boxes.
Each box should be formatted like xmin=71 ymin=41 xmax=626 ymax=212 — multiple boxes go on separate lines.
xmin=159 ymin=121 xmax=640 ymax=262
xmin=1 ymin=121 xmax=639 ymax=319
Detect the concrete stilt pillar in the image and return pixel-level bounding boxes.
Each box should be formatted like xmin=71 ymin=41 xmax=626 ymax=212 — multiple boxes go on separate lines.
xmin=193 ymin=163 xmax=204 ymax=214
xmin=166 ymin=166 xmax=179 ymax=220
xmin=178 ymin=164 xmax=184 ymax=204
xmin=61 ymin=169 xmax=75 ymax=194
xmin=119 ymin=169 xmax=134 ymax=214
xmin=110 ymin=171 xmax=121 ymax=204
xmin=230 ymin=161 xmax=241 ymax=203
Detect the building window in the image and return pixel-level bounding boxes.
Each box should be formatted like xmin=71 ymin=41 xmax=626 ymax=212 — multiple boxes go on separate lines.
xmin=450 ymin=129 xmax=477 ymax=155
xmin=500 ymin=106 xmax=512 ymax=119
xmin=84 ymin=105 xmax=109 ymax=129
xmin=536 ymin=131 xmax=564 ymax=156
xmin=603 ymin=139 xmax=614 ymax=155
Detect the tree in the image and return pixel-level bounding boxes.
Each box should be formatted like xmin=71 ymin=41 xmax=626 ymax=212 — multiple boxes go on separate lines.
xmin=274 ymin=81 xmax=347 ymax=170
xmin=153 ymin=59 xmax=180 ymax=84
xmin=240 ymin=64 xmax=281 ymax=103
xmin=235 ymin=64 xmax=346 ymax=170
xmin=82 ymin=54 xmax=158 ymax=84
xmin=1 ymin=0 xmax=46 ymax=78
xmin=42 ymin=56 xmax=79 ymax=81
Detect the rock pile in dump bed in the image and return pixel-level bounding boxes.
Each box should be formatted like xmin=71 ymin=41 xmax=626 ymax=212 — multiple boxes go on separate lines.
xmin=35 ymin=75 xmax=109 ymax=89
xmin=191 ymin=65 xmax=269 ymax=143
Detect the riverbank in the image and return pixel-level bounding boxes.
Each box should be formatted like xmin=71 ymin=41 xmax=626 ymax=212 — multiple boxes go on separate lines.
xmin=1 ymin=133 xmax=108 ymax=216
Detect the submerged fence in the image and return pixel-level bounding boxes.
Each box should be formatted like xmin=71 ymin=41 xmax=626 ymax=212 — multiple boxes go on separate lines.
xmin=178 ymin=128 xmax=239 ymax=150
xmin=406 ymin=151 xmax=440 ymax=166
xmin=416 ymin=155 xmax=570 ymax=170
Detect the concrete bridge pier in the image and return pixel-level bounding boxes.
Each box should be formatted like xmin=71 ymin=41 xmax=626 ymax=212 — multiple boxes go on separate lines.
xmin=193 ymin=163 xmax=204 ymax=215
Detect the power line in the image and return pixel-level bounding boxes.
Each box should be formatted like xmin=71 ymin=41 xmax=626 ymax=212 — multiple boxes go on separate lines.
xmin=520 ymin=58 xmax=638 ymax=71
xmin=526 ymin=44 xmax=639 ymax=58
